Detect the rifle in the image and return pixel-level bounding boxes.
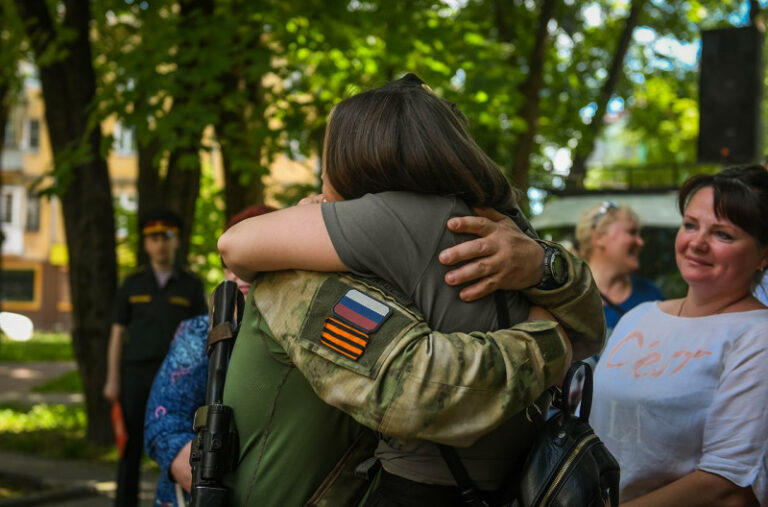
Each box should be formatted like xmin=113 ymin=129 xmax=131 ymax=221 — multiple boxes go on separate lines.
xmin=190 ymin=280 xmax=244 ymax=507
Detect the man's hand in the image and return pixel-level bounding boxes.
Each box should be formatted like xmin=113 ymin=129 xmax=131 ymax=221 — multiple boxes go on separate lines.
xmin=170 ymin=440 xmax=193 ymax=493
xmin=102 ymin=378 xmax=120 ymax=403
xmin=439 ymin=208 xmax=544 ymax=301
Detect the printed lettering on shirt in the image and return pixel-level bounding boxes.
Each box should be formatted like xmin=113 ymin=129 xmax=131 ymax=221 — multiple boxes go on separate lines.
xmin=605 ymin=330 xmax=712 ymax=378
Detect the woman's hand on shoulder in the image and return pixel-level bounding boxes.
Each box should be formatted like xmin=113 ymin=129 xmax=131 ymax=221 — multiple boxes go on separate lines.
xmin=439 ymin=207 xmax=544 ymax=301
xmin=298 ymin=194 xmax=326 ymax=206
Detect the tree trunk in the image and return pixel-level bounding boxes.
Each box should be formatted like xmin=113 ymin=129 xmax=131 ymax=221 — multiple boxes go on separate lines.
xmin=14 ymin=0 xmax=116 ymax=444
xmin=221 ymin=148 xmax=266 ymax=222
xmin=218 ymin=57 xmax=267 ymax=221
xmin=504 ymin=0 xmax=557 ymax=211
xmin=566 ymin=0 xmax=644 ymax=190
xmin=152 ymin=0 xmax=215 ymax=262
xmin=135 ymin=133 xmax=161 ymax=267
xmin=163 ymin=147 xmax=200 ymax=261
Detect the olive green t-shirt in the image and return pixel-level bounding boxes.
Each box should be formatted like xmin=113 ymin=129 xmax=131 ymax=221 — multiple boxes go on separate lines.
xmin=322 ymin=191 xmax=534 ymax=489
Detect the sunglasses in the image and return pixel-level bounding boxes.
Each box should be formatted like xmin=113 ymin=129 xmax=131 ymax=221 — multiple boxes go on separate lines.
xmin=591 ymin=201 xmax=619 ymax=229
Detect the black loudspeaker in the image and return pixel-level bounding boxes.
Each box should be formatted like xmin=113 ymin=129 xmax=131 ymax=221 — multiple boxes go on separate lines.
xmin=698 ymin=27 xmax=764 ymax=165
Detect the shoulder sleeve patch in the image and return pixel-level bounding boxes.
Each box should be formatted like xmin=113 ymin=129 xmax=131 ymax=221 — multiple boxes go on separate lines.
xmin=321 ymin=317 xmax=369 ymax=360
xmin=333 ymin=288 xmax=392 ymax=333
xmin=297 ymin=276 xmax=415 ymax=377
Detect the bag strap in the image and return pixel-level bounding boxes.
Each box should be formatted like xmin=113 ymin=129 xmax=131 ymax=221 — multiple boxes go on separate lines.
xmin=429 ymin=291 xmax=510 ymax=506
xmin=437 ymin=445 xmax=489 ymax=507
xmin=558 ymin=360 xmax=594 ymax=420
xmin=599 ymin=291 xmax=626 ymax=316
xmin=495 ymin=291 xmax=510 ymax=329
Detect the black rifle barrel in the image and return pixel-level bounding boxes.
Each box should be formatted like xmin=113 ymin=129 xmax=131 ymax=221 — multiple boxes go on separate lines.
xmin=206 ymin=280 xmax=240 ymax=404
xmin=190 ymin=280 xmax=243 ymax=507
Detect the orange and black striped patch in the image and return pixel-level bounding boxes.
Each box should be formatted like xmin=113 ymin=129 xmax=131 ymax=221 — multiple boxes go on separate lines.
xmin=320 ymin=317 xmax=370 ymax=360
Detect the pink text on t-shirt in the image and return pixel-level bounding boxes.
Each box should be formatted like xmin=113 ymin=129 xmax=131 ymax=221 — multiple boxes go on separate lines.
xmin=604 ymin=330 xmax=712 ymax=378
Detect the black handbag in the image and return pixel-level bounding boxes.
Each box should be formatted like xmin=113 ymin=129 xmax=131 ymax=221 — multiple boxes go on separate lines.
xmin=439 ymin=293 xmax=620 ymax=507
xmin=440 ymin=361 xmax=620 ymax=507
xmin=515 ymin=361 xmax=620 ymax=507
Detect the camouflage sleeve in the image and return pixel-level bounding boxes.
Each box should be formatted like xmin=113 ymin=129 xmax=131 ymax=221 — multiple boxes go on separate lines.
xmin=282 ymin=321 xmax=567 ymax=447
xmin=522 ymin=241 xmax=605 ymax=360
xmin=255 ymin=272 xmax=569 ymax=447
xmin=258 ymin=273 xmax=566 ymax=446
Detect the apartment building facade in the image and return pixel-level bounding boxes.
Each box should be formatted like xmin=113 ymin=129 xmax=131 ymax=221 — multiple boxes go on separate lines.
xmin=2 ymin=77 xmax=316 ymax=332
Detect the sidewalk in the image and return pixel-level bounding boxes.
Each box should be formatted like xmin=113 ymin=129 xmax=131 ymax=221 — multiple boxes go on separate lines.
xmin=0 ymin=361 xmax=83 ymax=405
xmin=0 ymin=362 xmax=158 ymax=505
xmin=0 ymin=449 xmax=159 ymax=506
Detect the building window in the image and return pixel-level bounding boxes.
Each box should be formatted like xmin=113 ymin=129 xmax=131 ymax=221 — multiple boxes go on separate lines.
xmin=25 ymin=193 xmax=40 ymax=231
xmin=4 ymin=119 xmax=17 ymax=148
xmin=1 ymin=269 xmax=36 ymax=302
xmin=113 ymin=122 xmax=136 ymax=155
xmin=0 ymin=192 xmax=12 ymax=223
xmin=27 ymin=119 xmax=40 ymax=151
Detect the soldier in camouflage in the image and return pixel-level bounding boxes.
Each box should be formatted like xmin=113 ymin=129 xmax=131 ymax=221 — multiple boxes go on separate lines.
xmin=218 ymin=73 xmax=605 ymax=505
xmin=221 ymin=250 xmax=603 ymax=506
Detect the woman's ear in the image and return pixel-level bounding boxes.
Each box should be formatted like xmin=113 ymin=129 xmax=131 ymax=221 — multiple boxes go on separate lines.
xmin=758 ymin=246 xmax=768 ymax=272
xmin=591 ymin=229 xmax=607 ymax=251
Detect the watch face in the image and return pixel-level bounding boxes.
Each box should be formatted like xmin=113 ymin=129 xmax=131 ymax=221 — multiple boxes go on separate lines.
xmin=551 ymin=251 xmax=567 ymax=284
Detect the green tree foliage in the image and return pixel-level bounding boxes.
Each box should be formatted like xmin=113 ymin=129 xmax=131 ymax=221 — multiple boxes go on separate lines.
xmin=2 ymin=0 xmax=760 ymax=445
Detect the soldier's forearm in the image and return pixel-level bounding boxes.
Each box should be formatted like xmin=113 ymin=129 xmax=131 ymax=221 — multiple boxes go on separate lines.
xmin=522 ymin=248 xmax=605 ymax=359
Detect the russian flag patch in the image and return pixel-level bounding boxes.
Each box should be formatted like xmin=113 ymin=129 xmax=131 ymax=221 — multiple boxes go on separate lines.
xmin=333 ymin=289 xmax=392 ymax=333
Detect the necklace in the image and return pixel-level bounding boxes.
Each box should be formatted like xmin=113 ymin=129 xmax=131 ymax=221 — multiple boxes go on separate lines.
xmin=676 ymin=293 xmax=751 ymax=317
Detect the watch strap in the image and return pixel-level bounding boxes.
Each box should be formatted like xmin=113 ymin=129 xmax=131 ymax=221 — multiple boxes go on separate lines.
xmin=534 ymin=240 xmax=566 ymax=290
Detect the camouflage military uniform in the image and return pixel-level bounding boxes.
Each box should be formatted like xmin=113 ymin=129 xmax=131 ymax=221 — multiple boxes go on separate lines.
xmin=268 ymin=245 xmax=604 ymax=446
xmin=222 ymin=254 xmax=604 ymax=505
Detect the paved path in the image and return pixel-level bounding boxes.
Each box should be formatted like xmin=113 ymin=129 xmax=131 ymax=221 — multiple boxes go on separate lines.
xmin=0 ymin=449 xmax=159 ymax=506
xmin=0 ymin=361 xmax=83 ymax=405
xmin=0 ymin=363 xmax=157 ymax=505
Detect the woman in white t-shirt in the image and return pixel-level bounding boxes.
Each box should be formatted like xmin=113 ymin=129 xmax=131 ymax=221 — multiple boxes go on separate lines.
xmin=591 ymin=165 xmax=768 ymax=506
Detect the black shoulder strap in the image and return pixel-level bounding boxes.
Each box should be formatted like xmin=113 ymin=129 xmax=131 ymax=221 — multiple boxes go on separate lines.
xmin=495 ymin=291 xmax=510 ymax=329
xmin=437 ymin=445 xmax=489 ymax=507
xmin=599 ymin=291 xmax=626 ymax=316
xmin=431 ymin=292 xmax=512 ymax=506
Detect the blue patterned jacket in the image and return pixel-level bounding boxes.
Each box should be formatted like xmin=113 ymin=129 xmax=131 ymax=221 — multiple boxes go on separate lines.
xmin=144 ymin=314 xmax=209 ymax=507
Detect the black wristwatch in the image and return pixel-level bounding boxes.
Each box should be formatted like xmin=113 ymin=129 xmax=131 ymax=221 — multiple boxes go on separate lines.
xmin=534 ymin=240 xmax=568 ymax=290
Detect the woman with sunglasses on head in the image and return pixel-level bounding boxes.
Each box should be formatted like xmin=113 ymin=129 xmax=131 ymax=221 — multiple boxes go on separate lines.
xmin=219 ymin=74 xmax=605 ymax=505
xmin=575 ymin=201 xmax=664 ymax=339
xmin=590 ymin=165 xmax=768 ymax=506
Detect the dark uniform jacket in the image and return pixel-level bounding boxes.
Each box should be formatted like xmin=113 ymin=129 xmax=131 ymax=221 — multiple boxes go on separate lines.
xmin=113 ymin=266 xmax=207 ymax=365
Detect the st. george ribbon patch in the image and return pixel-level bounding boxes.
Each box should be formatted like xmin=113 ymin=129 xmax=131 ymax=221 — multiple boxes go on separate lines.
xmin=321 ymin=318 xmax=369 ymax=360
xmin=333 ymin=289 xmax=392 ymax=333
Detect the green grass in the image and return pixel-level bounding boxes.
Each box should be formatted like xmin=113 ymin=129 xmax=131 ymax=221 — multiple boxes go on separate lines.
xmin=0 ymin=332 xmax=73 ymax=362
xmin=0 ymin=403 xmax=158 ymax=469
xmin=30 ymin=370 xmax=83 ymax=393
xmin=0 ymin=403 xmax=117 ymax=461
